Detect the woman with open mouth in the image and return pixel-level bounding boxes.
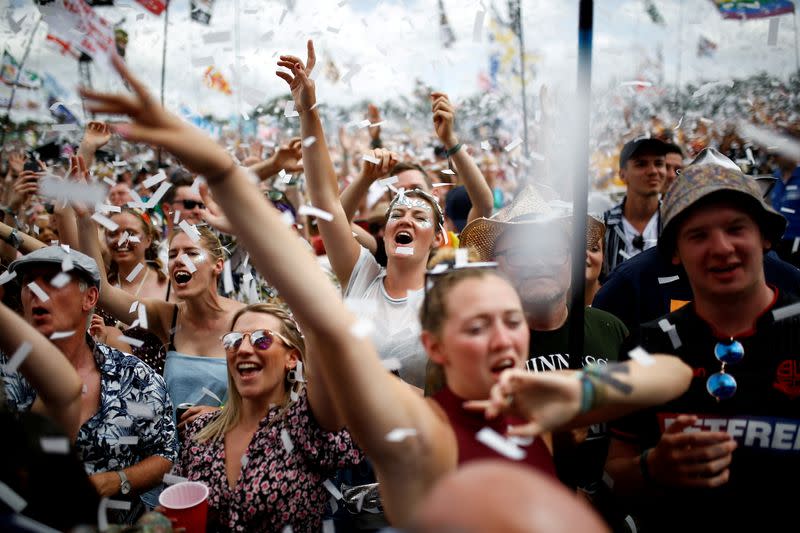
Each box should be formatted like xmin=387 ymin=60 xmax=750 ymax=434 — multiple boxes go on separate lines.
xmin=90 ymin=207 xmax=171 ymax=374
xmin=76 ymin=206 xmax=244 ymax=429
xmin=174 ymin=303 xmax=362 ymax=532
xmin=78 ymin=50 xmax=694 ymax=528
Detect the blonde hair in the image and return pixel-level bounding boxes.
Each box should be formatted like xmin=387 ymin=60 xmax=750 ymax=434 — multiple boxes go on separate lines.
xmin=168 ymin=224 xmax=227 ymax=265
xmin=194 ymin=303 xmax=306 ymax=444
xmin=107 ymin=208 xmax=167 ymax=283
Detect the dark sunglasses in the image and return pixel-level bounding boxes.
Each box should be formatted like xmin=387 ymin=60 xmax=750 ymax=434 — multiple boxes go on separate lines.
xmin=180 ymin=199 xmax=206 ymax=210
xmin=221 ymin=329 xmax=292 ymax=353
xmin=706 ymin=338 xmax=744 ymax=401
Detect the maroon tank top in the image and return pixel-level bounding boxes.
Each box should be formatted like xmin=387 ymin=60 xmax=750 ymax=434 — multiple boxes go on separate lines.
xmin=433 ymin=385 xmax=557 ymax=477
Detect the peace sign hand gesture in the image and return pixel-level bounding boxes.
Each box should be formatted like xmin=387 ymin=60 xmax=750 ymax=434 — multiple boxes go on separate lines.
xmin=276 ymin=40 xmax=317 ymax=113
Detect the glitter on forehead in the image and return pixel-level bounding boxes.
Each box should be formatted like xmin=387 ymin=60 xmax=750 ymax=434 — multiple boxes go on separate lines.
xmin=392 ymin=195 xmax=433 ymax=212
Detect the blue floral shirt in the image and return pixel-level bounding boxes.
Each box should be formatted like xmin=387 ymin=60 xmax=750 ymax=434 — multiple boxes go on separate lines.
xmin=1 ymin=339 xmax=178 ymax=475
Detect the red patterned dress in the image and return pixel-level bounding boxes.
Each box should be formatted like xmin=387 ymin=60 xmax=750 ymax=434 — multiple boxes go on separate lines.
xmin=176 ymin=389 xmax=362 ymax=532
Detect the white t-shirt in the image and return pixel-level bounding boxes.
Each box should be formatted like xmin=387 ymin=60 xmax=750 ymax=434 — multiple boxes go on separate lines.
xmin=344 ymin=247 xmax=428 ymax=388
xmin=621 ymin=211 xmax=659 ymax=260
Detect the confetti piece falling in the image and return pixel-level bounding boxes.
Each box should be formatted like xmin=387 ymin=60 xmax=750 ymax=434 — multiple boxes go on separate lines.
xmin=125 ymin=263 xmax=145 ymax=283
xmin=0 ymin=480 xmax=27 ymax=512
xmin=280 ymin=429 xmax=294 ymax=453
xmin=223 ymin=260 xmax=234 ymax=294
xmin=179 ymin=254 xmax=197 ymax=273
xmin=178 ymin=220 xmax=202 ymax=242
xmin=298 ymin=205 xmax=334 ymax=221
xmin=117 ymin=436 xmax=139 ymax=445
xmin=628 ymin=346 xmax=655 ymax=366
xmin=472 ymin=9 xmax=485 ymax=42
xmin=50 ymin=272 xmax=72 ymax=288
xmin=142 ymin=169 xmax=167 ymax=189
xmin=137 ymin=304 xmax=148 ymax=330
xmin=362 ymin=153 xmax=380 ymax=164
xmin=201 ymin=387 xmax=222 ymax=405
xmin=772 ymin=301 xmax=800 ymax=321
xmin=117 ymin=335 xmax=145 ymax=348
xmin=0 ymin=271 xmax=17 ymax=285
xmin=657 ymin=275 xmax=679 ymax=284
xmin=49 ymin=331 xmax=75 ymax=340
xmin=323 ymin=479 xmax=343 ymax=499
xmin=128 ymin=402 xmax=154 ymax=419
xmin=379 ymin=176 xmax=399 ymax=187
xmin=475 ymin=427 xmax=526 ymax=460
xmin=396 ymin=246 xmax=414 ymax=256
xmin=129 ymin=300 xmax=139 ymax=314
xmin=504 ymin=137 xmax=523 ymax=152
xmin=27 ymin=281 xmax=49 ymax=301
xmin=350 ymin=318 xmax=375 ymax=339
xmin=3 ymin=342 xmax=32 ymax=374
xmin=385 ymin=428 xmax=418 ymax=442
xmin=40 ymin=436 xmax=70 ymax=454
xmin=91 ymin=213 xmax=119 ymax=232
xmin=163 ymin=473 xmax=189 ymax=485
xmin=302 ymin=136 xmax=317 ymax=147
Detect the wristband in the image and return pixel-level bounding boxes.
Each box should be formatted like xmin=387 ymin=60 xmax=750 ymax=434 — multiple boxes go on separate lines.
xmin=446 ymin=143 xmax=463 ymax=157
xmin=4 ymin=228 xmax=22 ymax=250
xmin=639 ymin=448 xmax=654 ymax=485
xmin=579 ymin=372 xmax=595 ymax=413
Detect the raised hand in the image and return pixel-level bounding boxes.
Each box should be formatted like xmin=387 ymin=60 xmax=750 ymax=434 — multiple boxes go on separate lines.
xmin=271 ymin=137 xmax=303 ymax=173
xmin=646 ymin=414 xmax=737 ymax=489
xmin=79 ymin=55 xmax=233 ymax=180
xmin=241 ymin=139 xmax=264 ymax=166
xmin=276 ymin=40 xmax=317 ymax=113
xmin=464 ymin=369 xmax=582 ymax=437
xmin=198 ymin=182 xmax=234 ymax=234
xmin=7 ymin=151 xmax=25 ymax=177
xmin=8 ymin=170 xmax=41 ymax=211
xmin=431 ymin=92 xmax=459 ymax=149
xmin=80 ymin=121 xmax=112 ymax=153
xmin=360 ymin=148 xmax=399 ymax=183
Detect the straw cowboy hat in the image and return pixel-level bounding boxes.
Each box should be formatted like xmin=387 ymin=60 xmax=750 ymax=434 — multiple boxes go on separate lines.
xmin=460 ymin=183 xmax=605 ymax=261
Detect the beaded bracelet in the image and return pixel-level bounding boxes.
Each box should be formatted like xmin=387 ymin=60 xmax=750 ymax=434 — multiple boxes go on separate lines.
xmin=446 ymin=143 xmax=463 ymax=157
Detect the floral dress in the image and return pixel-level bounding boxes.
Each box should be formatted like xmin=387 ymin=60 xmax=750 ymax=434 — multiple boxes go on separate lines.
xmin=176 ymin=389 xmax=363 ymax=533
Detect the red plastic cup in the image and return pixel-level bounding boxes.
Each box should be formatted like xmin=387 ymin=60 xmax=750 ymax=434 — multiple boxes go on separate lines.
xmin=158 ymin=481 xmax=209 ymax=533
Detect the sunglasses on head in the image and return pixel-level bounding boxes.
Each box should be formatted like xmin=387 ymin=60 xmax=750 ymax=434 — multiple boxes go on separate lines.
xmin=221 ymin=329 xmax=292 ymax=353
xmin=179 ymin=199 xmax=206 ymax=210
xmin=706 ymin=338 xmax=744 ymax=401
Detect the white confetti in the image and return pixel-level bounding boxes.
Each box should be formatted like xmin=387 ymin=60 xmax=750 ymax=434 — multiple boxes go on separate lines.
xmin=117 ymin=436 xmax=139 ymax=445
xmin=49 ymin=330 xmax=75 ymax=340
xmin=129 ymin=301 xmax=139 ymax=314
xmin=618 ymin=250 xmax=632 ymax=260
xmin=179 ymin=253 xmax=197 ymax=274
xmin=40 ymin=436 xmax=70 ymax=454
xmin=628 ymin=346 xmax=655 ymax=366
xmin=455 ymin=248 xmax=469 ymax=267
xmin=0 ymin=480 xmax=27 ymax=512
xmin=781 ymin=207 xmax=795 ymax=214
xmin=302 ymin=136 xmax=317 ymax=147
xmin=441 ymin=169 xmax=455 ymax=175
xmin=173 ymin=209 xmax=181 ymax=225
xmin=657 ymin=275 xmax=680 ymax=284
xmin=103 ymin=177 xmax=117 ymax=187
xmin=395 ymin=246 xmax=414 ymax=255
xmin=432 ymin=182 xmax=452 ymax=188
xmin=280 ymin=428 xmax=294 ymax=453
xmin=385 ymin=428 xmax=418 ymax=442
xmin=105 ymin=499 xmax=131 ymax=510
xmin=767 ymin=16 xmax=779 ymax=46
xmin=127 ymin=402 xmax=154 ymax=419
xmin=284 ymin=101 xmax=299 ymax=118
xmin=202 ymin=30 xmax=231 ymax=44
xmin=657 ymin=319 xmax=682 ymax=349
xmin=145 ymin=181 xmax=172 ymax=208
xmin=2 ymin=342 xmax=32 ymax=374
xmin=142 ymin=169 xmax=167 ymax=189
xmin=673 ymin=115 xmax=684 ymax=130
xmin=178 ymin=220 xmax=202 ymax=242
xmin=362 ymin=153 xmax=380 ymax=164
xmin=281 ymin=526 xmax=293 ymax=533
xmin=40 ymin=176 xmax=106 ymax=207
xmin=137 ymin=304 xmax=148 ymax=330
xmin=602 ymin=470 xmax=615 ymax=488
xmin=322 ymin=520 xmax=335 ymax=533
xmin=357 ymin=119 xmax=371 ymax=129
xmin=0 ymin=271 xmax=17 ymax=285
xmin=475 ymin=427 xmax=526 ymax=460
xmin=504 ymin=137 xmax=523 ymax=152
xmin=162 ymin=473 xmax=188 ymax=485
xmin=125 ymin=263 xmax=145 ymax=283
xmin=323 ymin=479 xmax=343 ymax=500
xmin=95 ymin=203 xmax=121 ymax=214
xmin=298 ymin=205 xmax=334 ymax=222
xmin=793 ymin=238 xmax=799 ymax=254
xmin=772 ymin=301 xmax=800 ymax=321
xmin=50 ymin=272 xmax=72 ymax=288
xmin=117 ymin=334 xmax=145 ymax=348
xmin=10 ymin=514 xmax=61 ymax=533
xmin=191 ymin=56 xmax=214 ymax=67
xmin=378 ymin=176 xmax=399 ymax=187
xmin=222 ymin=260 xmax=234 ymax=294
xmin=382 ymin=358 xmax=401 ymax=371
xmin=692 ymin=79 xmax=734 ymax=99
xmin=481 ymin=140 xmax=491 ymax=151
xmin=91 ymin=213 xmax=119 ymax=231
xmin=27 ymin=281 xmax=49 ymax=301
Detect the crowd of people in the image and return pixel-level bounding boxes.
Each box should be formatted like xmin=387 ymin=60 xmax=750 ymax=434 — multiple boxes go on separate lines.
xmin=1 ymin=38 xmax=799 ymax=533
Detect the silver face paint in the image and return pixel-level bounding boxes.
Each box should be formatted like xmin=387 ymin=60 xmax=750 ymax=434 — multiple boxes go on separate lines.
xmin=388 ymin=195 xmax=435 ymax=228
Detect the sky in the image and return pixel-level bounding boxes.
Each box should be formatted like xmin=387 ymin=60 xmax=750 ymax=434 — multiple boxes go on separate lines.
xmin=1 ymin=0 xmax=799 ymax=122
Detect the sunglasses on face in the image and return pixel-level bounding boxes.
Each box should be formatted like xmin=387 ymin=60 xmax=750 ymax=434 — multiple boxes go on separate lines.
xmin=706 ymin=339 xmax=744 ymax=401
xmin=221 ymin=329 xmax=292 ymax=353
xmin=179 ymin=199 xmax=206 ymax=210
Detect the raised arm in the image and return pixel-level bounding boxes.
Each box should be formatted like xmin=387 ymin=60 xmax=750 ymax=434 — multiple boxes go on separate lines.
xmin=79 ymin=52 xmax=455 ymax=522
xmin=275 ymin=41 xmax=362 ymax=289
xmin=466 ymin=355 xmax=692 ymax=436
xmin=431 ymin=92 xmax=494 ymax=223
xmin=247 ymin=137 xmax=304 ymax=181
xmin=76 ymin=121 xmax=112 ymax=170
xmin=340 ymin=147 xmax=398 ymax=222
xmin=0 ymin=302 xmax=82 ymax=441
xmin=74 ymin=212 xmax=171 ymax=343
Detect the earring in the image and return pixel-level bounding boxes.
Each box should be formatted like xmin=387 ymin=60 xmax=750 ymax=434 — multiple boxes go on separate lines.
xmin=286 ymin=369 xmax=297 ymax=384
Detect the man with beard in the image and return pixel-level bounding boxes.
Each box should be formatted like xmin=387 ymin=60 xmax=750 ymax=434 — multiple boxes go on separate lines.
xmin=460 ymin=184 xmax=629 ymax=528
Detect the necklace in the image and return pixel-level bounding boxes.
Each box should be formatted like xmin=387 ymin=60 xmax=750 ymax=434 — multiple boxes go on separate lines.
xmin=117 ymin=266 xmax=150 ymax=297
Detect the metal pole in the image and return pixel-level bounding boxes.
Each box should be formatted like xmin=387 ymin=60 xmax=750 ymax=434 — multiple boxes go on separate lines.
xmin=676 ymin=0 xmax=684 ymax=93
xmin=2 ymin=16 xmax=42 ymax=149
xmin=794 ymin=7 xmax=800 ymax=74
xmin=234 ymin=0 xmax=242 ymax=135
xmin=512 ymin=0 xmax=530 ymax=157
xmin=568 ymin=0 xmax=593 ymax=367
xmin=158 ymin=0 xmax=170 ymax=166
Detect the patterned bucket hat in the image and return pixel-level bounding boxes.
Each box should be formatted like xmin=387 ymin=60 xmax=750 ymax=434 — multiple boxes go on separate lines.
xmin=659 ymin=148 xmax=786 ymax=256
xmin=460 ymin=183 xmax=602 ymax=261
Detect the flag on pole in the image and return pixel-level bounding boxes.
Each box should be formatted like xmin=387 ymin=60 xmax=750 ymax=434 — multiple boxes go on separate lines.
xmin=135 ymin=0 xmax=167 ymax=15
xmin=38 ymin=0 xmax=117 ymax=63
xmin=0 ymin=50 xmax=42 ymax=89
xmin=710 ymin=0 xmax=794 ymax=19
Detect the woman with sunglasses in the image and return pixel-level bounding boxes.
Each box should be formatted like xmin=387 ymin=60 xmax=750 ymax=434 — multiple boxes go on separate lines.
xmin=174 ymin=303 xmax=362 ymax=532
xmin=79 ymin=51 xmax=693 ymax=527
xmin=89 ymin=207 xmax=171 ymax=374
